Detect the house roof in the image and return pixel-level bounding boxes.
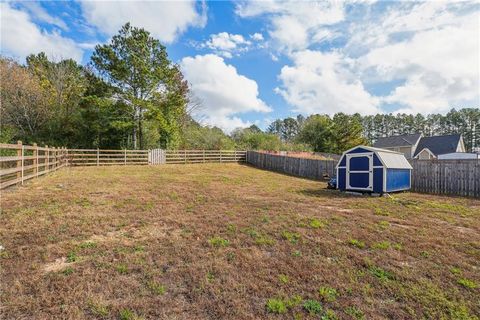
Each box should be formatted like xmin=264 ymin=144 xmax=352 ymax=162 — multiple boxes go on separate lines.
xmin=373 ymin=133 xmax=422 ymax=148
xmin=413 ymin=134 xmax=461 ymax=157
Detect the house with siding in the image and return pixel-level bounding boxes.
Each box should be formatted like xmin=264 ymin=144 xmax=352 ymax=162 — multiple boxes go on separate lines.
xmin=372 ymin=133 xmax=422 ymax=159
xmin=373 ymin=133 xmax=465 ymax=160
xmin=413 ymin=134 xmax=465 ymax=159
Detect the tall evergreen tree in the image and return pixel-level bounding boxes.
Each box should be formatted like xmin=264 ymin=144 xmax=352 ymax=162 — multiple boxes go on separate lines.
xmin=91 ymin=23 xmax=188 ymax=149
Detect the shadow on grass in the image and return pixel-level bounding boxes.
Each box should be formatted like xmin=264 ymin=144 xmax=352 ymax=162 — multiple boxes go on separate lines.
xmin=242 ymin=163 xmax=331 ymax=182
xmin=298 ymin=188 xmax=354 ymax=199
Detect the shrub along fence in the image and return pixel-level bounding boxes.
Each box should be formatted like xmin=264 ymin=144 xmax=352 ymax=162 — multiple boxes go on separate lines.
xmin=246 ymin=151 xmax=336 ymax=179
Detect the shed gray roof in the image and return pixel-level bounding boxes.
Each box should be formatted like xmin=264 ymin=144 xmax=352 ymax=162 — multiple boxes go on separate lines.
xmin=373 ymin=133 xmax=422 ymax=148
xmin=337 ymin=145 xmax=412 ymax=169
xmin=413 ymin=134 xmax=461 ymax=157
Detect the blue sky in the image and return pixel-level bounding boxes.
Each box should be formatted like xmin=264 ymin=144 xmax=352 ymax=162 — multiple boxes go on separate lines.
xmin=1 ymin=1 xmax=479 ymax=132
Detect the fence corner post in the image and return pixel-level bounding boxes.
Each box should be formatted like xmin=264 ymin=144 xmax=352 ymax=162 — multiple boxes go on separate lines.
xmin=97 ymin=148 xmax=100 ymax=166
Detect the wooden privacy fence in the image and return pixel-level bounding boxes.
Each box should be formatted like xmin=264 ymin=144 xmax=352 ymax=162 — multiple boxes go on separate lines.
xmin=410 ymin=159 xmax=480 ymax=197
xmin=247 ymin=151 xmax=480 ymax=197
xmin=0 ymin=142 xmax=67 ymax=189
xmin=67 ymin=149 xmax=149 ymax=166
xmin=246 ymin=151 xmax=336 ymax=180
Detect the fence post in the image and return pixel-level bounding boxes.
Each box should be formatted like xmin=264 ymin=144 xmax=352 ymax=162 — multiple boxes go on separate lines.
xmin=184 ymin=149 xmax=187 ymax=164
xmin=97 ymin=148 xmax=100 ymax=166
xmin=33 ymin=143 xmax=38 ymax=177
xmin=21 ymin=143 xmax=25 ymax=184
xmin=53 ymin=147 xmax=57 ymax=171
xmin=15 ymin=141 xmax=22 ymax=184
xmin=220 ymin=150 xmax=223 ymax=163
xmin=125 ymin=149 xmax=127 ymax=165
xmin=45 ymin=145 xmax=49 ymax=173
xmin=203 ymin=150 xmax=205 ymax=163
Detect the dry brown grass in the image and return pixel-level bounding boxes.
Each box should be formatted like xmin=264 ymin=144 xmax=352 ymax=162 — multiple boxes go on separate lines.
xmin=1 ymin=164 xmax=479 ymax=320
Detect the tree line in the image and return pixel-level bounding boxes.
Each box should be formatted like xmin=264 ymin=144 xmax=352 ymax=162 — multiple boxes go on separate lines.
xmin=1 ymin=23 xmax=478 ymax=153
xmin=266 ymin=109 xmax=480 ymax=153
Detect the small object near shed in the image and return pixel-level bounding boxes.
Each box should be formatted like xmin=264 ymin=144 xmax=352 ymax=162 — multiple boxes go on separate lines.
xmin=336 ymin=146 xmax=412 ymax=193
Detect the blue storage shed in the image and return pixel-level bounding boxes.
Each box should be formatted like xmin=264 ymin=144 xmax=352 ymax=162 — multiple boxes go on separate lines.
xmin=336 ymin=146 xmax=412 ymax=193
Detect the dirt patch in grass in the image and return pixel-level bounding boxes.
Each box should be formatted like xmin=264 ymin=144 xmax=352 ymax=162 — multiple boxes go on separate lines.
xmin=1 ymin=164 xmax=479 ymax=319
xmin=43 ymin=257 xmax=74 ymax=273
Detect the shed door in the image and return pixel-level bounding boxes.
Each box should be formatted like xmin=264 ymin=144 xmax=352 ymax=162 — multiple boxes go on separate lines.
xmin=346 ymin=153 xmax=373 ymax=191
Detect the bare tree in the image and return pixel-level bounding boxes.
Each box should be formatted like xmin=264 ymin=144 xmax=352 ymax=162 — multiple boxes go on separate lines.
xmin=0 ymin=57 xmax=50 ymax=138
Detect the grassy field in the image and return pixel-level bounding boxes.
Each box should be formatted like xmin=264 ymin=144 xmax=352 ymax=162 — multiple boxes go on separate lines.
xmin=1 ymin=164 xmax=479 ymax=320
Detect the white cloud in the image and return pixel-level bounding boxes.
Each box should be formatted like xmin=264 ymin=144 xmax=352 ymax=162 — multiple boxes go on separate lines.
xmin=20 ymin=2 xmax=69 ymax=31
xmin=202 ymin=32 xmax=251 ymax=58
xmin=200 ymin=32 xmax=261 ymax=58
xmin=0 ymin=2 xmax=83 ymax=61
xmin=250 ymin=32 xmax=264 ymax=41
xmin=236 ymin=0 xmax=345 ymax=52
xmin=358 ymin=4 xmax=479 ymax=113
xmin=238 ymin=0 xmax=479 ymax=115
xmin=275 ymin=50 xmax=380 ymax=115
xmin=180 ymin=54 xmax=271 ymax=132
xmin=80 ymin=1 xmax=206 ymax=43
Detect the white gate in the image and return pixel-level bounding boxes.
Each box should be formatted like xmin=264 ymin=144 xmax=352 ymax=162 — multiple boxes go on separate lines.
xmin=148 ymin=149 xmax=166 ymax=165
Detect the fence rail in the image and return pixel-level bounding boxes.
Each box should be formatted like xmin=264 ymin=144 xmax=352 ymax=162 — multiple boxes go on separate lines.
xmin=1 ymin=145 xmax=247 ymax=189
xmin=162 ymin=150 xmax=246 ymax=164
xmin=246 ymin=151 xmax=336 ymax=180
xmin=410 ymin=159 xmax=480 ymax=197
xmin=0 ymin=142 xmax=67 ymax=189
xmin=67 ymin=149 xmax=149 ymax=166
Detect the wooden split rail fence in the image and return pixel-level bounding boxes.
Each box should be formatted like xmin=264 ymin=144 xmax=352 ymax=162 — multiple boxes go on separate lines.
xmin=67 ymin=149 xmax=149 ymax=166
xmin=150 ymin=149 xmax=246 ymax=164
xmin=0 ymin=141 xmax=67 ymax=189
xmin=1 ymin=143 xmax=247 ymax=189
